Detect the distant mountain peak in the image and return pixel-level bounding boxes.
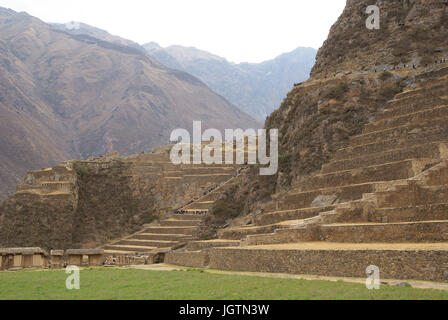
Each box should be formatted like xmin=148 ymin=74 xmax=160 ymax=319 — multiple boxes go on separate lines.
xmin=50 ymin=21 xmax=147 ymax=53
xmin=144 ymin=41 xmax=162 ymax=51
xmin=144 ymin=44 xmax=317 ymax=120
xmin=144 ymin=43 xmax=227 ymax=63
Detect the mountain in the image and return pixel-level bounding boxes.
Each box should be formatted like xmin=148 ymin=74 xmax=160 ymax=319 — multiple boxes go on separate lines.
xmin=144 ymin=43 xmax=317 ymax=121
xmin=0 ymin=7 xmax=259 ymax=201
xmin=50 ymin=22 xmax=316 ymax=121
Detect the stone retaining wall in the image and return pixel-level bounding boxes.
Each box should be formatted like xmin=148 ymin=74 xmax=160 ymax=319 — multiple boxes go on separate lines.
xmin=165 ymin=250 xmax=210 ymax=268
xmin=207 ymin=247 xmax=448 ymax=282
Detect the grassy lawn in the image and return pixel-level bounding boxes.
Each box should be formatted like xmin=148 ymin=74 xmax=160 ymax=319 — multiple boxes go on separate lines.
xmin=0 ymin=268 xmax=448 ymax=300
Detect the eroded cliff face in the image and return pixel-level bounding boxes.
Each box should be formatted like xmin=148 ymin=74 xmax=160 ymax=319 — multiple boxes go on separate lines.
xmin=311 ymin=0 xmax=448 ymax=78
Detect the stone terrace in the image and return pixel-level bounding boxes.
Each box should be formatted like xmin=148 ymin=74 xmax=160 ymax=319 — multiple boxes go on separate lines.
xmin=165 ymin=66 xmax=448 ymax=282
xmin=102 ymin=144 xmax=251 ymax=257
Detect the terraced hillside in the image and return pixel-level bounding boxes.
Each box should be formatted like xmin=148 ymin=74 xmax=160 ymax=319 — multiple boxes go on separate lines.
xmin=165 ymin=65 xmax=448 ymax=282
xmin=0 ymin=142 xmax=252 ymax=250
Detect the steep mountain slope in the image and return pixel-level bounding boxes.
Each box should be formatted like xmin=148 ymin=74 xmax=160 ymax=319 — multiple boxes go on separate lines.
xmin=311 ymin=0 xmax=448 ymax=78
xmin=144 ymin=43 xmax=317 ymax=120
xmin=0 ymin=7 xmax=259 ymax=201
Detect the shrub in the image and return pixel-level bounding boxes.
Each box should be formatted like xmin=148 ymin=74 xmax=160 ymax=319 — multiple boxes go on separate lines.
xmin=77 ymin=165 xmax=89 ymax=177
xmin=379 ymin=71 xmax=393 ymax=81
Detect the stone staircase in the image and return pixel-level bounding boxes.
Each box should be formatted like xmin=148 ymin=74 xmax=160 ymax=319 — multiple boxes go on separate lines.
xmin=102 ymin=162 xmax=248 ymax=257
xmin=165 ymin=66 xmax=448 ymax=282
xmin=103 ymin=214 xmax=204 ymax=256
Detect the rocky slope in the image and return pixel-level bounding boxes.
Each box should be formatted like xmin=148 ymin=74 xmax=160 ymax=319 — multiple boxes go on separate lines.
xmin=311 ymin=0 xmax=448 ymax=78
xmin=0 ymin=7 xmax=258 ymax=201
xmin=144 ymin=43 xmax=317 ymax=121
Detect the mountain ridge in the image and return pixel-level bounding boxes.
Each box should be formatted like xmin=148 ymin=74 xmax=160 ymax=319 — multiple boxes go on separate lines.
xmin=47 ymin=19 xmax=317 ymax=121
xmin=0 ymin=7 xmax=259 ymax=201
xmin=145 ymin=43 xmax=317 ymax=120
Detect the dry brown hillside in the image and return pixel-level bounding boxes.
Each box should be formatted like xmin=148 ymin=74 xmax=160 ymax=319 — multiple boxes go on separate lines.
xmin=0 ymin=7 xmax=259 ymax=201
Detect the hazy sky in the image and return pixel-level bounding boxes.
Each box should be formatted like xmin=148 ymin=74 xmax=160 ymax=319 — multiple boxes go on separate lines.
xmin=0 ymin=0 xmax=346 ymax=63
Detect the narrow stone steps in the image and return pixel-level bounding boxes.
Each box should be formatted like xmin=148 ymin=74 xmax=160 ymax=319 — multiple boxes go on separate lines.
xmin=364 ymin=105 xmax=448 ymax=134
xmin=301 ymin=159 xmax=432 ymax=191
xmin=322 ymin=142 xmax=445 ymax=174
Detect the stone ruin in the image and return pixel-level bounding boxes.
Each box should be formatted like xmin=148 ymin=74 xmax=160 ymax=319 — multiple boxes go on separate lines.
xmin=0 ymin=248 xmax=105 ymax=270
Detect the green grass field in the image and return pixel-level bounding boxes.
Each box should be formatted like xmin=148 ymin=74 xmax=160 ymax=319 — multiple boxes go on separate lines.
xmin=0 ymin=268 xmax=447 ymax=300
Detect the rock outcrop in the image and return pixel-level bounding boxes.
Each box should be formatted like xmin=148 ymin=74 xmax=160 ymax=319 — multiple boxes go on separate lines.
xmin=312 ymin=0 xmax=448 ymax=78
